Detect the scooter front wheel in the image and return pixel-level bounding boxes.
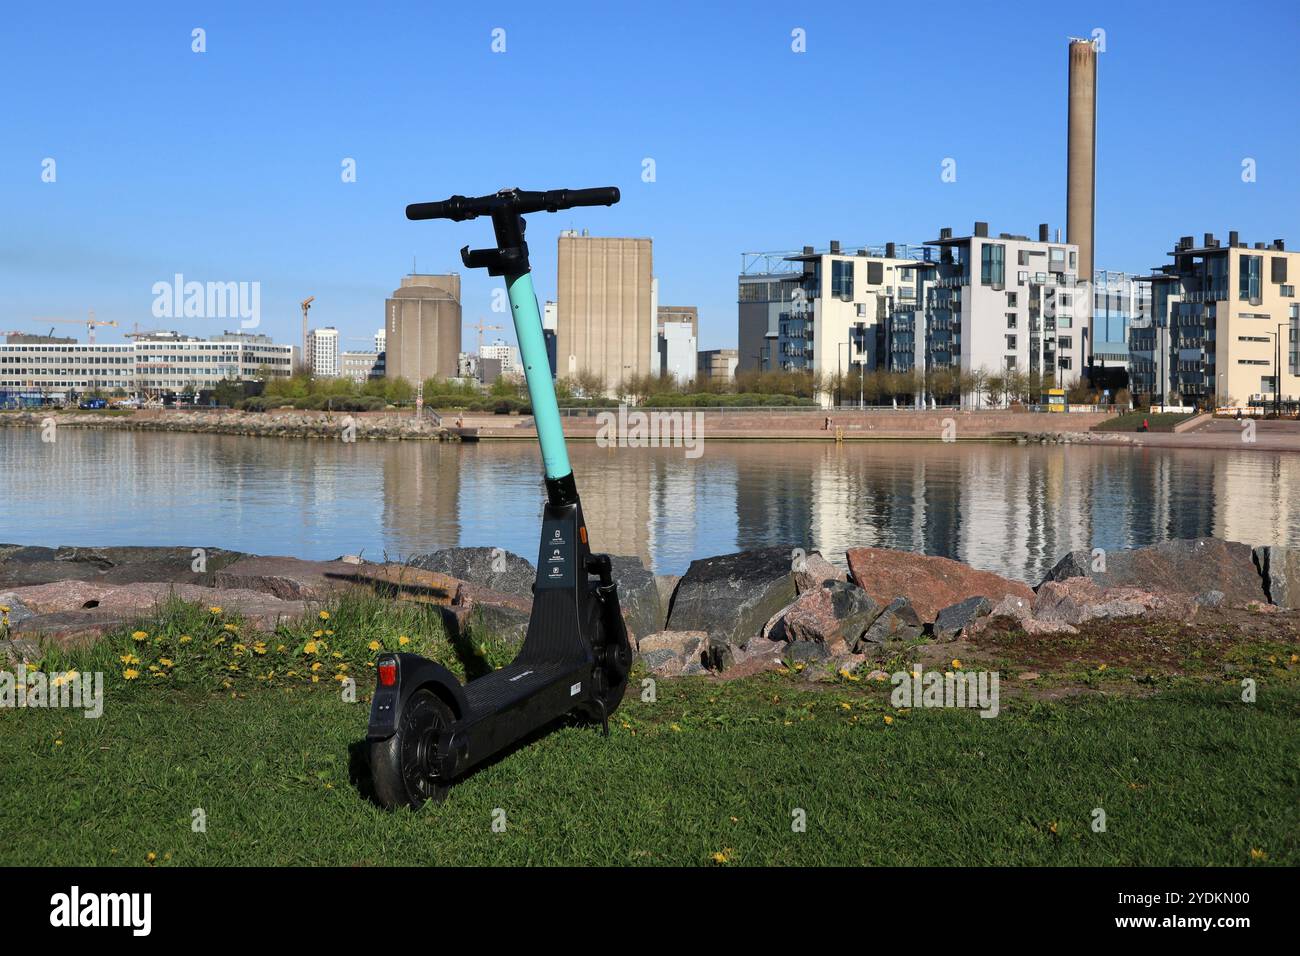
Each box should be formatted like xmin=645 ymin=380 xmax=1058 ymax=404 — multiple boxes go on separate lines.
xmin=369 ymin=688 xmax=453 ymax=809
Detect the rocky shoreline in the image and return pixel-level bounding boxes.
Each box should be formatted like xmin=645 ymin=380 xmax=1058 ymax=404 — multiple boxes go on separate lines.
xmin=0 ymin=410 xmax=459 ymax=441
xmin=2 ymin=538 xmax=1295 ymax=680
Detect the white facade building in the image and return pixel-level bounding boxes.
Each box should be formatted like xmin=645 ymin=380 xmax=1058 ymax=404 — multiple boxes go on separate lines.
xmin=918 ymin=223 xmax=1090 ymax=391
xmin=480 ymin=340 xmax=522 ymax=378
xmin=658 ymin=320 xmax=697 ymax=384
xmin=307 ymin=327 xmax=340 ymax=377
xmin=0 ymin=331 xmax=295 ymax=404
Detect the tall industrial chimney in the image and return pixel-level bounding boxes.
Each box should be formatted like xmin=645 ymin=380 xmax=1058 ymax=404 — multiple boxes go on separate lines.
xmin=1067 ymin=38 xmax=1096 ymax=291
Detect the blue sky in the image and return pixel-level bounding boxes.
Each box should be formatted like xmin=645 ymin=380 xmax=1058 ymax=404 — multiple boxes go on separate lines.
xmin=2 ymin=1 xmax=1297 ymax=352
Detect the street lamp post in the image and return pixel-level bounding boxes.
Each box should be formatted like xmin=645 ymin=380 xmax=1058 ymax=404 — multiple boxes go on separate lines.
xmin=842 ymin=340 xmax=852 ymax=408
xmin=1279 ymin=322 xmax=1288 ymax=418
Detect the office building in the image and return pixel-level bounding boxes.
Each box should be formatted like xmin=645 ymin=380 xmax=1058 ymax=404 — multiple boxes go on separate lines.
xmin=340 ymin=350 xmax=384 ymax=385
xmin=657 ymin=305 xmax=699 ymax=337
xmin=385 ymin=273 xmax=461 ymax=384
xmin=698 ymin=348 xmax=738 ymax=382
xmin=0 ymin=331 xmax=294 ymax=404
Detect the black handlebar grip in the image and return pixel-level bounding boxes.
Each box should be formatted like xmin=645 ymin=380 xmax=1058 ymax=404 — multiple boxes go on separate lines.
xmin=406 ymin=196 xmax=471 ymax=221
xmin=548 ymin=187 xmax=620 ymax=210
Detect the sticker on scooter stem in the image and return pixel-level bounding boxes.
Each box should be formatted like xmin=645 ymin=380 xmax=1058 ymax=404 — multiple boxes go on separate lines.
xmin=570 ymin=682 xmax=581 ymax=696
xmin=538 ymin=517 xmax=574 ymax=587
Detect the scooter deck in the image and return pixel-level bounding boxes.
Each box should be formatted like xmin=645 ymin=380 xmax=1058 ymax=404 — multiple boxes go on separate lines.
xmin=462 ymin=659 xmax=584 ymax=717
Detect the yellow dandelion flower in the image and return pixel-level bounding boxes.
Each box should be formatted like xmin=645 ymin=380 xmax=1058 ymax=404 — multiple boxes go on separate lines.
xmin=883 ymin=715 xmax=894 ymax=725
xmin=333 ymin=673 xmax=348 ymax=683
xmin=122 ymin=669 xmax=140 ymax=680
xmin=1048 ymin=822 xmax=1059 ymax=835
xmin=131 ymin=630 xmax=148 ymax=642
xmin=159 ymin=658 xmax=173 ymax=667
xmin=1097 ymin=663 xmax=1108 ymax=672
xmin=318 ymin=611 xmax=330 ymax=621
xmin=368 ymin=640 xmax=381 ymax=651
xmin=146 ymin=852 xmax=156 ymax=863
xmin=312 ymin=629 xmax=324 ymax=638
xmin=208 ymin=606 xmax=222 ymax=615
xmin=1250 ymin=848 xmax=1267 ymax=861
xmin=311 ymin=662 xmax=322 ymax=672
xmin=311 ymin=675 xmax=320 ymax=683
xmin=276 ymin=644 xmax=286 ymax=652
xmin=303 ymin=641 xmax=318 ymax=655
xmin=951 ymin=659 xmax=962 ymax=669
xmin=331 ymin=651 xmax=342 ymax=659
xmin=711 ymin=850 xmax=730 ymax=864
xmin=223 ymin=623 xmax=238 ymax=632
xmin=398 ymin=635 xmax=410 ymax=646
xmin=324 ymin=629 xmax=334 ymax=636
xmin=840 ymin=702 xmax=852 ymax=711
xmin=178 ymin=635 xmax=192 ymax=644
xmin=670 ymin=723 xmax=682 ymax=732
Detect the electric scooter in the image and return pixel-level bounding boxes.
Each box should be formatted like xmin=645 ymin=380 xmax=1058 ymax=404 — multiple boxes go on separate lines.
xmin=366 ymin=186 xmax=633 ymax=809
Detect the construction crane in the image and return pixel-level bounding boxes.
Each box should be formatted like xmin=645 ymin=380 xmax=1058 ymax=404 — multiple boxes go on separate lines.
xmin=300 ymin=296 xmax=315 ymax=373
xmin=469 ymin=317 xmax=502 ymax=353
xmin=38 ymin=312 xmax=118 ymax=343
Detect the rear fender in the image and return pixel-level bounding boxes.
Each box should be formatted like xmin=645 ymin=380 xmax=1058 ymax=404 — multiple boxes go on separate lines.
xmin=366 ymin=652 xmax=467 ymax=742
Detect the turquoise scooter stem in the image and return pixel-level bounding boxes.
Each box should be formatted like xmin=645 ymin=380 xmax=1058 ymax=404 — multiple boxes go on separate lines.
xmin=505 ymin=271 xmax=571 ymax=481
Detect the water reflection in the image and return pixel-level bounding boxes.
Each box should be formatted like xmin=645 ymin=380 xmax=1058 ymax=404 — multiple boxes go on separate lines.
xmin=0 ymin=430 xmax=1294 ymax=583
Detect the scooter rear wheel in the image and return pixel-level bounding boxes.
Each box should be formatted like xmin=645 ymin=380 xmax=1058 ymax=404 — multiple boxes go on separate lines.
xmin=369 ymin=688 xmax=453 ymax=809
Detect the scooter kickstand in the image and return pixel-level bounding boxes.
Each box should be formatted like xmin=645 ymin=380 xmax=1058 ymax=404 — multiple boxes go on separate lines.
xmin=595 ymin=696 xmax=610 ymax=737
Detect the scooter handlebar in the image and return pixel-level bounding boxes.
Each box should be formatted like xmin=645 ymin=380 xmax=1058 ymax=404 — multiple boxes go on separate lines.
xmin=406 ymin=187 xmax=620 ymax=222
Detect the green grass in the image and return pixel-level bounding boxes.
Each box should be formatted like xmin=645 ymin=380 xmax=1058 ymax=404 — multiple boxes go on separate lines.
xmin=1094 ymin=411 xmax=1193 ymax=432
xmin=2 ymin=619 xmax=1297 ymax=864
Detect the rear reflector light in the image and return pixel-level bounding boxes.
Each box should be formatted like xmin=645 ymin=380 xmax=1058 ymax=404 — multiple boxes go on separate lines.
xmin=378 ymin=661 xmax=397 ymax=687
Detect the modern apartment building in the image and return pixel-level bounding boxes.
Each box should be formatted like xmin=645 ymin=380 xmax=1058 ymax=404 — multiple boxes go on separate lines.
xmin=912 ymin=222 xmax=1089 ymax=390
xmin=556 ymin=232 xmax=654 ymax=392
xmin=739 ymin=243 xmax=936 ymax=389
xmin=1130 ymin=232 xmax=1299 ymax=408
xmin=0 ymin=331 xmax=294 ymax=404
xmin=1090 ymin=270 xmax=1148 ymax=371
xmin=307 ymin=327 xmax=339 ymax=378
xmin=384 ymin=274 xmax=461 ymax=384
xmin=698 ymin=348 xmax=738 ymax=382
